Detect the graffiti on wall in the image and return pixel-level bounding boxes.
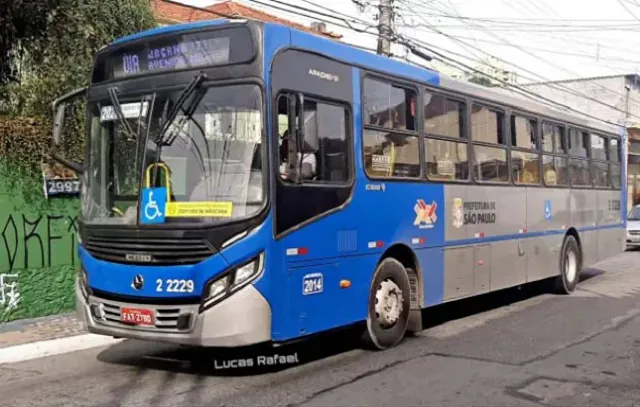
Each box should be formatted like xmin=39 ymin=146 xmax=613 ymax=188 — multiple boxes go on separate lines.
xmin=0 ymin=274 xmax=20 ymax=312
xmin=0 ymin=213 xmax=79 ymax=315
xmin=1 ymin=214 xmax=79 ymax=272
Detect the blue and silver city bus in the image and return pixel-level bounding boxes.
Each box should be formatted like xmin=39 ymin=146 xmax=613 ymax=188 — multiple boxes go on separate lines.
xmin=50 ymin=18 xmax=626 ymax=351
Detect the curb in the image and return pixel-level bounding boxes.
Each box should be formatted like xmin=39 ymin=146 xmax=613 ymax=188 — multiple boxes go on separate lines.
xmin=0 ymin=334 xmax=124 ymax=365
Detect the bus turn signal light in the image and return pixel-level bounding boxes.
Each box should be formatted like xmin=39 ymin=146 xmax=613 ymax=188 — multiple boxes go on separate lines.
xmin=340 ymin=280 xmax=351 ymax=288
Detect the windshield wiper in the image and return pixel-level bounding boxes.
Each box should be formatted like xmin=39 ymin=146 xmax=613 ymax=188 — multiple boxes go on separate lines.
xmin=149 ymin=72 xmax=208 ymax=190
xmin=156 ymin=72 xmax=207 ymax=146
xmin=107 ymin=87 xmax=138 ymax=141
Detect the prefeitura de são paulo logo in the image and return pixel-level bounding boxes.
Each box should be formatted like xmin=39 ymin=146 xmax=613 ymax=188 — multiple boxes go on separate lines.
xmin=413 ymin=199 xmax=438 ymax=229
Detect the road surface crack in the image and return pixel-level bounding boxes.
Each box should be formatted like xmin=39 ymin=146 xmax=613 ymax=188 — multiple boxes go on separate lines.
xmin=285 ymin=359 xmax=407 ymax=407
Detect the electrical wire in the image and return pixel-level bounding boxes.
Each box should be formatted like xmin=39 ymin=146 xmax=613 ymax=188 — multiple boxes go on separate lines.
xmin=400 ymin=0 xmax=637 ymax=108
xmin=251 ymin=0 xmax=635 ymax=124
xmin=162 ymin=0 xmax=629 ymax=128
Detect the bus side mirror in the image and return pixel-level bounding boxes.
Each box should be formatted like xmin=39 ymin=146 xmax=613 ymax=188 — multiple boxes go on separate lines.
xmin=50 ymin=87 xmax=87 ymax=174
xmin=52 ymin=87 xmax=87 ymax=146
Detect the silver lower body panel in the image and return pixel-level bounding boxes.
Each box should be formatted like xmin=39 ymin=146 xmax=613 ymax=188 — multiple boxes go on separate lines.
xmin=75 ymin=278 xmax=272 ymax=347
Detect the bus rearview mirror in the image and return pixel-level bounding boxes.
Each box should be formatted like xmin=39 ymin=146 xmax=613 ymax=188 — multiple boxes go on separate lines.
xmin=52 ymin=102 xmax=66 ymax=146
xmin=51 ymin=87 xmax=87 ymax=146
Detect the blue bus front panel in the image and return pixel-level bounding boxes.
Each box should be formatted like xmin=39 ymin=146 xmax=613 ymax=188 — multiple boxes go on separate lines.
xmin=76 ymin=218 xmax=275 ymax=347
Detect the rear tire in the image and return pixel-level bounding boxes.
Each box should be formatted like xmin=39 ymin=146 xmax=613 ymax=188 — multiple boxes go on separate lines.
xmin=362 ymin=258 xmax=411 ymax=350
xmin=553 ymin=235 xmax=581 ymax=294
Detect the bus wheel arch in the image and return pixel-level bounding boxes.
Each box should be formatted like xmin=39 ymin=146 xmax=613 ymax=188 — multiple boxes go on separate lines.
xmin=553 ymin=228 xmax=583 ymax=294
xmin=378 ymin=244 xmax=422 ymax=333
xmin=362 ymin=244 xmax=423 ymax=350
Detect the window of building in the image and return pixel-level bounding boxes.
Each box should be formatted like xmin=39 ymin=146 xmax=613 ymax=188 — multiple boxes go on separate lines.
xmin=363 ymin=78 xmax=417 ymax=132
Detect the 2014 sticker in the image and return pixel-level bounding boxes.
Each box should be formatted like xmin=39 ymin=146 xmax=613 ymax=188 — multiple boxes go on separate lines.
xmin=302 ymin=273 xmax=323 ymax=295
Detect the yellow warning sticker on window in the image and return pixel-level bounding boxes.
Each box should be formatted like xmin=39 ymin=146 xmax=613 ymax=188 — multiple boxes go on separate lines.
xmin=165 ymin=202 xmax=233 ymax=217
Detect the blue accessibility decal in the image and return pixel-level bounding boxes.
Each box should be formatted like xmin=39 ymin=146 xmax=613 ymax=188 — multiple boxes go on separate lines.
xmin=544 ymin=200 xmax=552 ymax=220
xmin=140 ymin=187 xmax=167 ymax=224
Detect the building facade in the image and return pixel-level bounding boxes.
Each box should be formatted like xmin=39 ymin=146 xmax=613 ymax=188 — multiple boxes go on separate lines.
xmin=523 ymin=74 xmax=640 ymax=212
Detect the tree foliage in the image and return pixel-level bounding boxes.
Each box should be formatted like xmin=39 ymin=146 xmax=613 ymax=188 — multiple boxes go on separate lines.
xmin=0 ymin=0 xmax=60 ymax=87
xmin=0 ymin=0 xmax=156 ymax=172
xmin=468 ymin=75 xmax=494 ymax=87
xmin=13 ymin=0 xmax=157 ymax=118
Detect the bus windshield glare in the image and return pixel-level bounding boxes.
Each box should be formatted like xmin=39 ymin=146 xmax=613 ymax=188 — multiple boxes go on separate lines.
xmin=84 ymin=83 xmax=264 ymax=225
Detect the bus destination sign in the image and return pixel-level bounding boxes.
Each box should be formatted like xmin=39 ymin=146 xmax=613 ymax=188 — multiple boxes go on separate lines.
xmin=93 ymin=27 xmax=256 ymax=82
xmin=115 ymin=36 xmax=230 ymax=79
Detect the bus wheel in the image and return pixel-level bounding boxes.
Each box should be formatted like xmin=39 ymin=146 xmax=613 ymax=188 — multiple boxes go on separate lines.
xmin=362 ymin=258 xmax=411 ymax=350
xmin=553 ymin=235 xmax=581 ymax=294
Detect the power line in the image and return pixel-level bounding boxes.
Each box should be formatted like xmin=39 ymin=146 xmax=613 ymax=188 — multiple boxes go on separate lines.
xmin=401 ymin=0 xmax=636 ymax=106
xmin=255 ymin=0 xmax=635 ymax=123
xmin=425 ymin=34 xmax=640 ymax=65
xmin=163 ymin=0 xmax=629 ymax=128
xmin=616 ymin=0 xmax=640 ymax=23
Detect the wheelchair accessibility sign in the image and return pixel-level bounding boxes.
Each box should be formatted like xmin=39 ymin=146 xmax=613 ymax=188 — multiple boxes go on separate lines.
xmin=141 ymin=187 xmax=167 ymax=224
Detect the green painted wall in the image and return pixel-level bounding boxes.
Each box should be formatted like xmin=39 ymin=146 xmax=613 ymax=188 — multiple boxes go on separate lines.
xmin=0 ymin=166 xmax=80 ymax=322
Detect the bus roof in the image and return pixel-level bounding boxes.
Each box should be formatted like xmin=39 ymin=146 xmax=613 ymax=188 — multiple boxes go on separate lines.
xmin=110 ymin=18 xmax=241 ymax=45
xmin=110 ymin=19 xmax=622 ymax=136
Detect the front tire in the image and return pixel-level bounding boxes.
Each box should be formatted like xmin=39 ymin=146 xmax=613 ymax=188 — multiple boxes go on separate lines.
xmin=553 ymin=235 xmax=581 ymax=294
xmin=362 ymin=258 xmax=411 ymax=350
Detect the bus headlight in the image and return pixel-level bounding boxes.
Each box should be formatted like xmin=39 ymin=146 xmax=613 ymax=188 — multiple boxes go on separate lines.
xmin=79 ymin=268 xmax=91 ymax=299
xmin=201 ymin=252 xmax=265 ymax=311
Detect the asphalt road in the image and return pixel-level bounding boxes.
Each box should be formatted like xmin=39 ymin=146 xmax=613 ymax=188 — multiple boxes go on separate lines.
xmin=3 ymin=251 xmax=640 ymax=407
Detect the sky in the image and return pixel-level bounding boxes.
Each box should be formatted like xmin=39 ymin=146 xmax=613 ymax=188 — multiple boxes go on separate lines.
xmin=179 ymin=0 xmax=640 ymax=84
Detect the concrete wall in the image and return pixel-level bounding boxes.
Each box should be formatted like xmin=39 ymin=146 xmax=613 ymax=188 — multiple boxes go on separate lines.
xmin=0 ymin=169 xmax=79 ymax=322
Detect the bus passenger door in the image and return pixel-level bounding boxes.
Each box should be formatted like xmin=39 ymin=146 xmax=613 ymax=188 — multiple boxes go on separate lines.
xmin=274 ymin=92 xmax=357 ymax=337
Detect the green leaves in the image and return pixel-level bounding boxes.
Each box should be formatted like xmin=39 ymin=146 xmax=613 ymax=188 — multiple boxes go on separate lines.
xmin=1 ymin=0 xmax=156 ymax=174
xmin=0 ymin=0 xmax=61 ymax=86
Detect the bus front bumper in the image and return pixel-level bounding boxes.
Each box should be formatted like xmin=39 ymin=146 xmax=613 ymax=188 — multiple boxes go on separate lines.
xmin=75 ymin=278 xmax=272 ymax=347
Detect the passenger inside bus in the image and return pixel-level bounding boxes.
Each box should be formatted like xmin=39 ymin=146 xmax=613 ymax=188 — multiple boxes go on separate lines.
xmin=279 ymin=129 xmax=317 ymax=181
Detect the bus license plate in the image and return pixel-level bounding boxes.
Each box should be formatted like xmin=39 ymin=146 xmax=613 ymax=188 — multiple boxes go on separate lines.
xmin=121 ymin=308 xmax=154 ymax=326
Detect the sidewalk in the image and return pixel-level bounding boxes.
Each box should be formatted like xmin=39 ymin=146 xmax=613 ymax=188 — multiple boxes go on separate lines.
xmin=0 ymin=313 xmax=121 ymax=364
xmin=0 ymin=313 xmax=84 ymax=349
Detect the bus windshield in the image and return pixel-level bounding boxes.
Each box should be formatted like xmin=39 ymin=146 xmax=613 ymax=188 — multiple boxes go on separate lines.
xmin=84 ymin=84 xmax=264 ymax=225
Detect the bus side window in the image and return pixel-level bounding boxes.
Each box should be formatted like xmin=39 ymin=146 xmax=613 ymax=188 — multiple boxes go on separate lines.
xmin=276 ymin=94 xmax=350 ymax=184
xmin=362 ymin=78 xmax=419 ymax=178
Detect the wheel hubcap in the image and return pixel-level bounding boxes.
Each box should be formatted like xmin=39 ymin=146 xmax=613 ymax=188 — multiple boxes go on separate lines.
xmin=565 ymin=249 xmax=577 ymax=283
xmin=375 ymin=279 xmax=403 ymax=328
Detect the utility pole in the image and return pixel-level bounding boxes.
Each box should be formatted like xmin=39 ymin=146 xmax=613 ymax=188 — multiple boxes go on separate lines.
xmin=376 ymin=0 xmax=393 ymax=56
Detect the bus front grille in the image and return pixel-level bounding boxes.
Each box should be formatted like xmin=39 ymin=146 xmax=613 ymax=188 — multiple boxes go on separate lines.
xmin=90 ymin=298 xmax=197 ymax=333
xmin=84 ymin=236 xmax=214 ymax=266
